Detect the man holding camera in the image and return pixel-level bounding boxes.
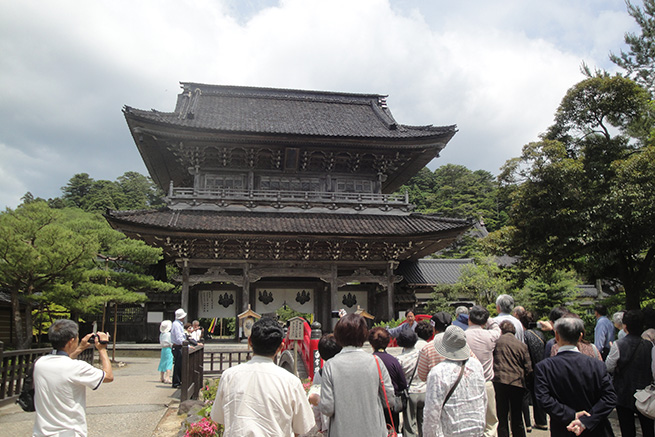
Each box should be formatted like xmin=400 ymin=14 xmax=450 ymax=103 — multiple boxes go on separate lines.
xmin=33 ymin=319 xmax=114 ymax=437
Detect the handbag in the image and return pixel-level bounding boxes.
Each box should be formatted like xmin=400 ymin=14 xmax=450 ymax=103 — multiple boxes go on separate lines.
xmin=375 ymin=357 xmax=398 ymax=437
xmin=635 ymin=383 xmax=655 ymax=420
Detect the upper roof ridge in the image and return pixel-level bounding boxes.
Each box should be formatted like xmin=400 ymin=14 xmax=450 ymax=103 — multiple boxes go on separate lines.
xmin=179 ymin=82 xmax=386 ymax=105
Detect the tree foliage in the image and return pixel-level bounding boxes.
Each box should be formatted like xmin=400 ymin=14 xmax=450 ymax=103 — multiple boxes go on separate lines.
xmin=59 ymin=171 xmax=165 ymax=212
xmin=0 ymin=202 xmax=99 ymax=348
xmin=610 ymin=0 xmax=655 ymax=94
xmin=401 ymin=164 xmax=508 ymax=232
xmin=425 ymin=256 xmax=512 ymax=314
xmin=514 ymin=269 xmax=580 ymax=319
xmin=498 ymin=75 xmax=655 ymax=309
xmin=0 ymin=201 xmax=172 ymax=348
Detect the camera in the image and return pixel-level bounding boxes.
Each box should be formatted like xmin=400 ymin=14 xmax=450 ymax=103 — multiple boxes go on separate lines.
xmin=87 ymin=333 xmax=109 ymax=344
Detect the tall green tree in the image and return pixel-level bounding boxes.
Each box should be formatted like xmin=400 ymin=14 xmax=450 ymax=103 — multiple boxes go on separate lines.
xmin=0 ymin=202 xmax=173 ymax=348
xmin=499 ymin=75 xmax=655 ymax=309
xmin=610 ymin=0 xmax=655 ymax=94
xmin=0 ymin=202 xmax=99 ymax=348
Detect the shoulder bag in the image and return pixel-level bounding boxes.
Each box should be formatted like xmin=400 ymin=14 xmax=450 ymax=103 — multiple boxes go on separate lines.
xmin=635 ymin=383 xmax=655 ymax=419
xmin=443 ymin=360 xmax=467 ymax=408
xmin=375 ymin=356 xmax=398 ymax=437
xmin=399 ymin=359 xmax=420 ymax=412
xmin=17 ymin=357 xmax=41 ymax=412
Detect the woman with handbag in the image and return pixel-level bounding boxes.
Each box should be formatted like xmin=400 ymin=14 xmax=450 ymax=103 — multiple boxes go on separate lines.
xmin=423 ymin=325 xmax=486 ymax=437
xmin=397 ymin=328 xmax=427 ymax=437
xmin=319 ymin=313 xmax=396 ymax=436
xmin=370 ymin=327 xmax=408 ymax=434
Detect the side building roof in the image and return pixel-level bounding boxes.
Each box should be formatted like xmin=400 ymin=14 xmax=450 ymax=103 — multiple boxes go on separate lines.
xmin=397 ymin=258 xmax=475 ymax=286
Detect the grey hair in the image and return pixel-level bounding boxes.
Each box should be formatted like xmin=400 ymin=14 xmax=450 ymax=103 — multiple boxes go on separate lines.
xmin=496 ymin=294 xmax=515 ymax=314
xmin=49 ymin=319 xmax=79 ymax=350
xmin=554 ymin=317 xmax=585 ymax=344
xmin=455 ymin=306 xmax=469 ymax=316
xmin=612 ymin=312 xmax=624 ymax=326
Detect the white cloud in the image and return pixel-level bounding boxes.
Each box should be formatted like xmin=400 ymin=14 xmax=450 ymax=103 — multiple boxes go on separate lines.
xmin=0 ymin=0 xmax=635 ymax=208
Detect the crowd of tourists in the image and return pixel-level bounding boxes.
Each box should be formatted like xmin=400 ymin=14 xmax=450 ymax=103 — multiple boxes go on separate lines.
xmin=209 ymin=295 xmax=654 ymax=437
xmin=27 ymin=295 xmax=654 ymax=437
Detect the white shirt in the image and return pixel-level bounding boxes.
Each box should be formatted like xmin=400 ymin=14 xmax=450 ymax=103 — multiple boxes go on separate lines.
xmin=397 ymin=340 xmax=427 ymax=394
xmin=159 ymin=331 xmax=172 ymax=348
xmin=171 ymin=319 xmax=185 ymax=345
xmin=423 ymin=357 xmax=487 ymax=437
xmin=33 ymin=353 xmax=105 ymax=437
xmin=494 ymin=313 xmax=524 ymax=342
xmin=190 ymin=328 xmax=202 ymax=342
xmin=210 ymin=355 xmax=315 ymax=436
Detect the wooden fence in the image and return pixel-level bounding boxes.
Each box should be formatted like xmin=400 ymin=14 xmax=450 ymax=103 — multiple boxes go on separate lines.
xmin=179 ymin=347 xmax=253 ymax=402
xmin=0 ymin=342 xmax=94 ymax=406
xmin=180 ymin=343 xmax=204 ymax=402
xmin=203 ymin=350 xmax=252 ymax=376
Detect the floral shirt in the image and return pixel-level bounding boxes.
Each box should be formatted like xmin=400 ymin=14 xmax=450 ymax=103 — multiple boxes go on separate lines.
xmin=423 ymin=357 xmax=487 ymax=437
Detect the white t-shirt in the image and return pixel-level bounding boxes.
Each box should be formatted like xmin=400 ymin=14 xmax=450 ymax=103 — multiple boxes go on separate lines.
xmin=210 ymin=355 xmax=315 ymax=436
xmin=33 ymin=353 xmax=105 ymax=437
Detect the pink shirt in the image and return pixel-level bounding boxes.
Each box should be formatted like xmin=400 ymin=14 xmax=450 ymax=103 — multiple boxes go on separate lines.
xmin=465 ymin=320 xmax=501 ymax=381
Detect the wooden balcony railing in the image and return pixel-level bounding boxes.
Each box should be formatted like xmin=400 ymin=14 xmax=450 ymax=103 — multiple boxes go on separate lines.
xmin=167 ymin=184 xmax=412 ymax=212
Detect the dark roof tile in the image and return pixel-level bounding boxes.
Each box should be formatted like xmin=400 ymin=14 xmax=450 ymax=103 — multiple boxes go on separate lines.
xmin=106 ymin=209 xmax=470 ymax=237
xmin=124 ymin=83 xmax=456 ymax=140
xmin=398 ymin=258 xmax=474 ymax=285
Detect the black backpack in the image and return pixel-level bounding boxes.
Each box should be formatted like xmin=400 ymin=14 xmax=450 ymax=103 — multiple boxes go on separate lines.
xmin=16 ymin=358 xmax=39 ymax=412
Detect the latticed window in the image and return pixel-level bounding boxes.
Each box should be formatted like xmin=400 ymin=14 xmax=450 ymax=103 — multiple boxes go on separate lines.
xmin=205 ymin=174 xmax=245 ymax=190
xmin=259 ymin=176 xmax=320 ymax=192
xmin=336 ymin=179 xmax=372 ymax=193
xmin=107 ymin=305 xmax=145 ymax=323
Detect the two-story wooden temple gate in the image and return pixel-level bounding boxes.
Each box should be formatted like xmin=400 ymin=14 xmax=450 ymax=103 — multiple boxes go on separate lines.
xmin=106 ymin=84 xmax=471 ymax=331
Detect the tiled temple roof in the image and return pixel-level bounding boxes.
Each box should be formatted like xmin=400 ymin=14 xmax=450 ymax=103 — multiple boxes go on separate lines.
xmin=124 ymin=83 xmax=456 ymax=141
xmin=397 ymin=258 xmax=475 ymax=285
xmin=106 ymin=208 xmax=471 ymax=237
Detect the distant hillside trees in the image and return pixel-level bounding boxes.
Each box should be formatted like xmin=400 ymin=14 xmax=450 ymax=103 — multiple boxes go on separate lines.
xmin=60 ymin=171 xmax=165 ymax=212
xmin=400 ymin=164 xmax=509 ymax=232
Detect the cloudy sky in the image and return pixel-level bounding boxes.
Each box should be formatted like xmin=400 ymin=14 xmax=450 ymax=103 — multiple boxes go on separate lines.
xmin=0 ymin=0 xmax=637 ymax=209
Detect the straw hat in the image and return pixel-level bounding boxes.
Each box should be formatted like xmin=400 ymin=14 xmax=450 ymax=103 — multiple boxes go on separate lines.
xmin=160 ymin=320 xmax=172 ymax=333
xmin=175 ymin=308 xmax=187 ymax=320
xmin=434 ymin=325 xmax=470 ymax=361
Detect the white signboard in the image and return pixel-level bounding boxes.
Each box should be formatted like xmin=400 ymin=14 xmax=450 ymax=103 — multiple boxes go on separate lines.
xmin=288 ymin=317 xmax=305 ymax=340
xmin=147 ymin=311 xmax=163 ymax=323
xmin=197 ymin=290 xmax=237 ymax=318
xmin=254 ymin=288 xmax=313 ymax=314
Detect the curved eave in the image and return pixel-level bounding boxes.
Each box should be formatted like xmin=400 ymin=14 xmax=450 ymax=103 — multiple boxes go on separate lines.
xmin=105 ymin=209 xmax=470 ymax=238
xmin=123 ymin=107 xmax=457 ymax=146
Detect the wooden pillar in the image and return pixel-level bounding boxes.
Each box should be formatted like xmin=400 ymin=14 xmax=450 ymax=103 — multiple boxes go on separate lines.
xmin=386 ymin=262 xmax=395 ymax=320
xmin=181 ymin=260 xmax=190 ymax=313
xmin=330 ymin=264 xmax=339 ymax=330
xmin=242 ymin=264 xmax=250 ymax=312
